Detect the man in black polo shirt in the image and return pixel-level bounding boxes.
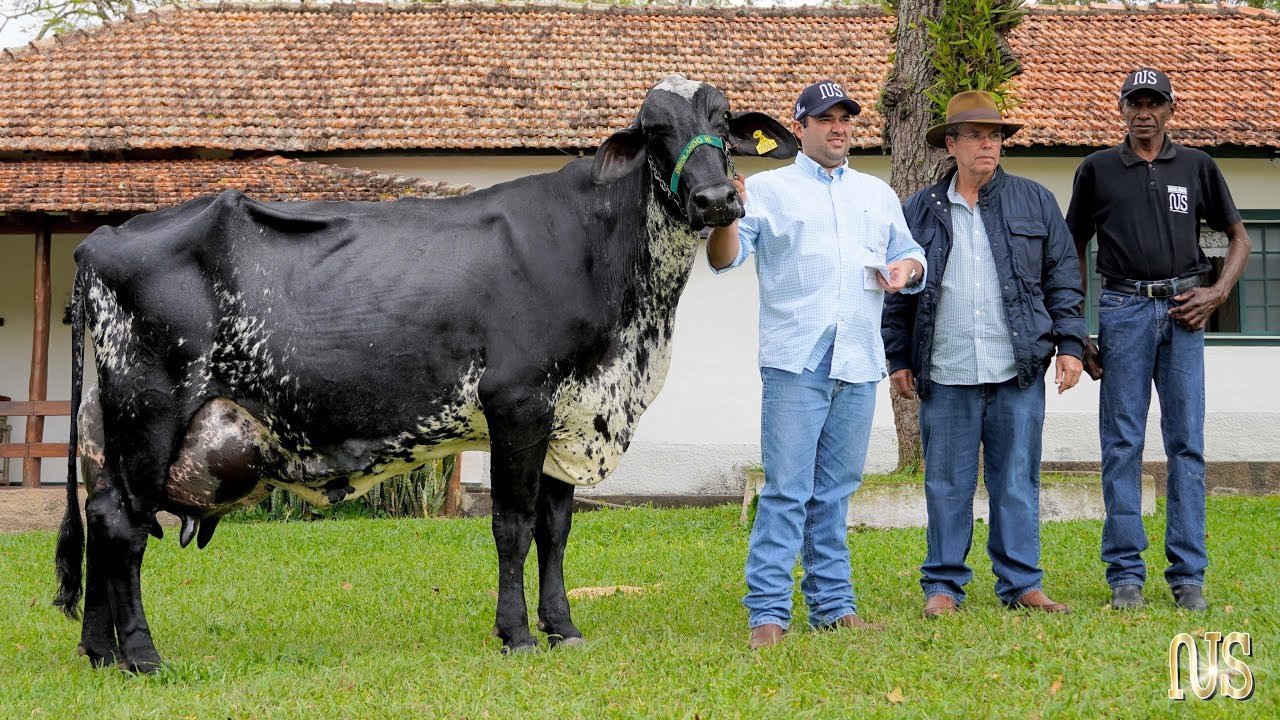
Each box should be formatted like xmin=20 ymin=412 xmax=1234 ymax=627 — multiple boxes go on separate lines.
xmin=1066 ymin=67 xmax=1252 ymax=612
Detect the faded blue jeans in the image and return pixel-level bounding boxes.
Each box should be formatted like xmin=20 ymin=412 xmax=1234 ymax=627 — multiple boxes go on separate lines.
xmin=744 ymin=350 xmax=877 ymax=630
xmin=919 ymin=376 xmax=1047 ymax=605
xmin=1098 ymin=289 xmax=1207 ymax=590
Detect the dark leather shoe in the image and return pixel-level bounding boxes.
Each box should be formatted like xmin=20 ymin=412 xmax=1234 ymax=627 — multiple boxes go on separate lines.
xmin=1010 ymin=589 xmax=1069 ymax=613
xmin=924 ymin=594 xmax=959 ymax=618
xmin=748 ymin=623 xmax=786 ymax=650
xmin=826 ymin=613 xmax=884 ymax=631
xmin=1110 ymin=585 xmax=1145 ymax=610
xmin=1172 ymin=585 xmax=1209 ymax=612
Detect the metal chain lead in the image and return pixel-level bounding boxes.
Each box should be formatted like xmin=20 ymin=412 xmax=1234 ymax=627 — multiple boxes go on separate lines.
xmin=647 ymin=138 xmax=735 ymax=215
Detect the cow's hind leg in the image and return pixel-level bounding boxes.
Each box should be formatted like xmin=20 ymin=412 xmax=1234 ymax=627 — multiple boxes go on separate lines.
xmin=481 ymin=381 xmax=556 ymax=653
xmin=78 ymin=489 xmax=121 ymax=667
xmin=74 ymin=408 xmax=122 ymax=668
xmin=83 ymin=481 xmax=163 ymax=672
xmin=534 ymin=475 xmax=583 ymax=648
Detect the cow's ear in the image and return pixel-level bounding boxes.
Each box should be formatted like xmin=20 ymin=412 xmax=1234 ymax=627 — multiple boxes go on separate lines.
xmin=727 ymin=112 xmax=798 ymax=159
xmin=592 ymin=127 xmax=647 ymax=184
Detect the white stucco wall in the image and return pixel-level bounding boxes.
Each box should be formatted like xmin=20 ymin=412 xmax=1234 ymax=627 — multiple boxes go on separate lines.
xmin=3 ymin=152 xmax=1278 ymax=491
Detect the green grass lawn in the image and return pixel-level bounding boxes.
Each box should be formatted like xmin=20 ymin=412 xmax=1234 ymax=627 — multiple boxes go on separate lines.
xmin=1 ymin=497 xmax=1275 ymax=718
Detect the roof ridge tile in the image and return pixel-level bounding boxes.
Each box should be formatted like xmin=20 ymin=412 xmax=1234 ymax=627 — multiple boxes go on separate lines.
xmin=0 ymin=156 xmax=472 ymax=211
xmin=1237 ymin=4 xmax=1280 ymax=18
xmin=262 ymin=156 xmax=473 ymax=196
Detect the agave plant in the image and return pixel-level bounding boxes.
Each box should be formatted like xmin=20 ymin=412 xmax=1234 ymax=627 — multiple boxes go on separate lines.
xmin=230 ymin=456 xmax=457 ymax=522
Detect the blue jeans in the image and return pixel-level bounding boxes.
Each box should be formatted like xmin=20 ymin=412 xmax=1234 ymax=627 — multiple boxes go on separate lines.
xmin=1098 ymin=289 xmax=1207 ymax=589
xmin=744 ymin=351 xmax=877 ymax=630
xmin=919 ymin=377 xmax=1047 ymax=605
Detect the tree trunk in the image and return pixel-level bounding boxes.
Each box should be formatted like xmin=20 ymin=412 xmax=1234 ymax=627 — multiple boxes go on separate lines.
xmin=881 ymin=0 xmax=950 ymax=473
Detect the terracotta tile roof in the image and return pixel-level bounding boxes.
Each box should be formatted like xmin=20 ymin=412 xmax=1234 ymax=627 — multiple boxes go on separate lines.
xmin=0 ymin=156 xmax=470 ymax=212
xmin=1010 ymin=3 xmax=1280 ymax=148
xmin=0 ymin=3 xmax=1277 ymax=153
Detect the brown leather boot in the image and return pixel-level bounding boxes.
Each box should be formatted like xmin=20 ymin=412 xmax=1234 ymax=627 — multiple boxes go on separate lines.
xmin=748 ymin=623 xmax=786 ymax=650
xmin=1010 ymin=589 xmax=1069 ymax=613
xmin=923 ymin=594 xmax=959 ymax=618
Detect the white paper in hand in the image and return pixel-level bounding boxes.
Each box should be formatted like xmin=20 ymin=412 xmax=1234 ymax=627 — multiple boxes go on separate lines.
xmin=864 ymin=264 xmax=890 ymax=290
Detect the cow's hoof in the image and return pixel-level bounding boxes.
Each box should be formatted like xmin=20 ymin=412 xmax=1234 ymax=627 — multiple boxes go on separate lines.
xmin=500 ymin=641 xmax=539 ymax=655
xmin=548 ymin=634 xmax=585 ymax=649
xmin=79 ymin=643 xmax=122 ymax=669
xmin=120 ymin=655 xmax=163 ymax=671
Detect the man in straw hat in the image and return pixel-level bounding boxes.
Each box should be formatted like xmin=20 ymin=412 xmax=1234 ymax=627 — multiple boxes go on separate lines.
xmin=707 ymin=79 xmax=926 ymax=649
xmin=882 ymin=90 xmax=1086 ymax=618
xmin=1066 ymin=68 xmax=1253 ymax=613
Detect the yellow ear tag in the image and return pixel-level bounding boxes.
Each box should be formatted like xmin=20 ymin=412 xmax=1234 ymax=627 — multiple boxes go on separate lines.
xmin=753 ymin=130 xmax=778 ymax=155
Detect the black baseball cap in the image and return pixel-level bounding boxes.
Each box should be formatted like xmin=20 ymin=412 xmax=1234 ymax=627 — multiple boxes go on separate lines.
xmin=1119 ymin=67 xmax=1175 ymax=103
xmin=793 ymin=80 xmax=861 ymax=121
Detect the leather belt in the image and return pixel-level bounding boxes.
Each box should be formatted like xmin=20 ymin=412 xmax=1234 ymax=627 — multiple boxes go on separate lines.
xmin=1102 ymin=275 xmax=1201 ymax=299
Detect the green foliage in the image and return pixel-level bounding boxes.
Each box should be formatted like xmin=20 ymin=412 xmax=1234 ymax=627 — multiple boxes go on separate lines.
xmin=923 ymin=0 xmax=1027 ymax=122
xmin=2 ymin=498 xmax=1277 ymax=716
xmin=227 ymin=457 xmax=454 ymax=522
xmin=2 ymin=0 xmax=178 ymax=41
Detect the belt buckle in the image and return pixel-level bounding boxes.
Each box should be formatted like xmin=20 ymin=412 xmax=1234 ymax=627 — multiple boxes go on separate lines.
xmin=1145 ymin=283 xmax=1158 ymax=298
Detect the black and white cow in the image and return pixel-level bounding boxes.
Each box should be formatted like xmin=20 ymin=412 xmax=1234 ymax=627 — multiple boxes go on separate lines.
xmin=53 ymin=76 xmax=797 ymax=670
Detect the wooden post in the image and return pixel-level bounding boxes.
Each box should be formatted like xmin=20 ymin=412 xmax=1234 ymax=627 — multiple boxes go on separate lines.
xmin=440 ymin=454 xmax=464 ymax=518
xmin=23 ymin=219 xmax=52 ymax=487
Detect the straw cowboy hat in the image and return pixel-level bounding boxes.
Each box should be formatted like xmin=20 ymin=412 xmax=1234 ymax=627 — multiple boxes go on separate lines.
xmin=925 ymin=91 xmax=1023 ymax=149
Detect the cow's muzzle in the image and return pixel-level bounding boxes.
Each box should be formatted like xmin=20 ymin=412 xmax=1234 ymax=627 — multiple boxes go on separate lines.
xmin=687 ymin=182 xmax=743 ymax=230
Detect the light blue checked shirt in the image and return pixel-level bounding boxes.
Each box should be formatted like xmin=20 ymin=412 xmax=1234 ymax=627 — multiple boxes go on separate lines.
xmin=714 ymin=153 xmax=926 ymax=384
xmin=931 ymin=174 xmax=1017 ymax=385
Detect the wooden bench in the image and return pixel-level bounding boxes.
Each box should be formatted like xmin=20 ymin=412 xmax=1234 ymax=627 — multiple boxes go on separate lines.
xmin=0 ymin=397 xmax=73 ymax=487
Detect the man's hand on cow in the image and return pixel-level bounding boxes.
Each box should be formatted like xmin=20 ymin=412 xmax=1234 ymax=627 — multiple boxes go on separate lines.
xmin=1082 ymin=336 xmax=1102 ymax=381
xmin=889 ymin=368 xmax=916 ymax=399
xmin=878 ymin=259 xmax=922 ymax=293
xmin=1054 ymin=354 xmax=1083 ymax=394
xmin=1168 ymin=286 xmax=1226 ymax=331
xmin=731 ymin=173 xmax=746 ymax=204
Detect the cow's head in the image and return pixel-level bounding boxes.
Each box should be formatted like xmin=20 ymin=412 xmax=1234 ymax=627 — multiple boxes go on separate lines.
xmin=591 ymin=75 xmax=797 ymax=230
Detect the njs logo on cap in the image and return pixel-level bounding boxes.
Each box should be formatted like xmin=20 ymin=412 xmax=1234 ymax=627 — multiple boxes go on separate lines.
xmin=1133 ymin=69 xmax=1161 ymax=86
xmin=816 ymin=82 xmax=846 ymax=99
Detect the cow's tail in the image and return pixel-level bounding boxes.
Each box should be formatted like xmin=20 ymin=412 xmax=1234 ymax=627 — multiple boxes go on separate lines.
xmin=54 ymin=267 xmax=87 ymax=620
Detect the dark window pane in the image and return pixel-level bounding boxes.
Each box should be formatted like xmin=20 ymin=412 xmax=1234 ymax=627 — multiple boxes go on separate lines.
xmin=1265 ymin=226 xmax=1280 ymax=253
xmin=1245 ymin=279 xmax=1266 ymax=302
xmin=1245 ymin=307 xmax=1267 ymax=331
xmin=1244 ymin=254 xmax=1265 ymax=280
xmin=1269 ymin=280 xmax=1280 ymax=301
xmin=1267 ymin=253 xmax=1280 ymax=279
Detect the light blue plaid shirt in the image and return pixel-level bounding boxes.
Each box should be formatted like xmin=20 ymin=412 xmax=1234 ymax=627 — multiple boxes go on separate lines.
xmin=714 ymin=153 xmax=926 ymax=384
xmin=930 ymin=174 xmax=1017 ymax=385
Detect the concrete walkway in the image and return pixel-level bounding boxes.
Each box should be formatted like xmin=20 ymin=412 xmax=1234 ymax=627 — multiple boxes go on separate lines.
xmin=739 ymin=471 xmax=1156 ymax=529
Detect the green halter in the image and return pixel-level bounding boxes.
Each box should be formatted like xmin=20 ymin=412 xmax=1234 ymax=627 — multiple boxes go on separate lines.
xmin=668 ymin=135 xmax=726 ymax=195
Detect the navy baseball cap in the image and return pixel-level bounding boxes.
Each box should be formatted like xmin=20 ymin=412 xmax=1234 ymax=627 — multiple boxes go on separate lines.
xmin=793 ymin=80 xmax=861 ymax=121
xmin=1120 ymin=67 xmax=1175 ymax=103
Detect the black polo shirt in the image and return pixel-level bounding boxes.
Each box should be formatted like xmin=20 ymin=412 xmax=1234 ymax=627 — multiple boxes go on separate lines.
xmin=1066 ymin=135 xmax=1241 ymax=281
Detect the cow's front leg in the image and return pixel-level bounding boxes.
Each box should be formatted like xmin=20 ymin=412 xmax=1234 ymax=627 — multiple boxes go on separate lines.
xmin=482 ymin=381 xmax=555 ymax=653
xmin=535 ymin=475 xmax=583 ymax=648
